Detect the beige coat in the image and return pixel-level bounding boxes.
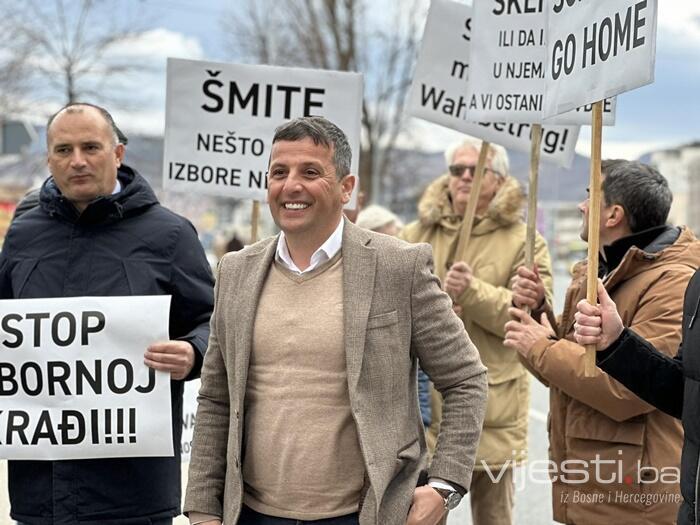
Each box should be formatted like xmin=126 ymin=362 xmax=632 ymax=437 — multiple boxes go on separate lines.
xmin=400 ymin=175 xmax=553 ymax=469
xmin=522 ymin=226 xmax=700 ymax=524
xmin=184 ymin=220 xmax=488 ymax=525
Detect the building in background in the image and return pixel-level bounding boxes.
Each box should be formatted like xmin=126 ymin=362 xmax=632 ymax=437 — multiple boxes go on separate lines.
xmin=648 ymin=142 xmax=700 ymax=235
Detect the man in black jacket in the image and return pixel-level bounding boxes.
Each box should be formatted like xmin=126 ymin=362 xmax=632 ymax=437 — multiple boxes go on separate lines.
xmin=574 ymin=275 xmax=700 ymax=525
xmin=0 ymin=102 xmax=214 ymax=525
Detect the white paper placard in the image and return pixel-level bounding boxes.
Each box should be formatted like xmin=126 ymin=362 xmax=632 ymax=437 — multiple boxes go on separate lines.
xmin=543 ymin=0 xmax=657 ymax=119
xmin=408 ymin=0 xmax=580 ymax=167
xmin=0 ymin=296 xmax=173 ymax=460
xmin=163 ymin=58 xmax=363 ymax=202
xmin=466 ymin=0 xmax=616 ymax=125
xmin=180 ymin=378 xmax=199 ymax=463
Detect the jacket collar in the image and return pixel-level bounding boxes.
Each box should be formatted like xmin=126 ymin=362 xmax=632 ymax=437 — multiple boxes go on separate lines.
xmin=600 ymin=225 xmax=676 ymax=277
xmin=39 ymin=164 xmax=158 ymax=224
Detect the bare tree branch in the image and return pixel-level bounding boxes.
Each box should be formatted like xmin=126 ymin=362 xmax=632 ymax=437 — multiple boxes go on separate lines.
xmin=221 ymin=0 xmax=422 ymax=202
xmin=0 ymin=0 xmax=152 ymax=111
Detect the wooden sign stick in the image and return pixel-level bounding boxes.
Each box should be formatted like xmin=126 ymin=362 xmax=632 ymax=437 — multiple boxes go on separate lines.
xmin=585 ymin=101 xmax=604 ymax=376
xmin=251 ymin=200 xmax=260 ymax=244
xmin=524 ymin=124 xmax=543 ymax=315
xmin=455 ymin=141 xmax=490 ymax=265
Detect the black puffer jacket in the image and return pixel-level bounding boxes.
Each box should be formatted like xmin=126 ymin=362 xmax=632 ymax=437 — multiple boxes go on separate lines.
xmin=0 ymin=165 xmax=214 ymax=525
xmin=598 ymin=268 xmax=700 ymax=525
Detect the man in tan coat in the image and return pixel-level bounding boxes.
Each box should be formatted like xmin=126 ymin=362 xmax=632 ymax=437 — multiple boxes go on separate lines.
xmin=184 ymin=117 xmax=488 ymax=525
xmin=505 ymin=160 xmax=697 ymax=524
xmin=400 ymin=137 xmax=553 ymax=525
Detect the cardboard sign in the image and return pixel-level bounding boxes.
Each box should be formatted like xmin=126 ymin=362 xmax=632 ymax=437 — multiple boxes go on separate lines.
xmin=0 ymin=296 xmax=173 ymax=460
xmin=163 ymin=58 xmax=363 ymax=201
xmin=466 ymin=0 xmax=616 ymax=125
xmin=180 ymin=378 xmax=199 ymax=463
xmin=543 ymin=0 xmax=657 ymax=118
xmin=408 ymin=0 xmax=580 ymax=167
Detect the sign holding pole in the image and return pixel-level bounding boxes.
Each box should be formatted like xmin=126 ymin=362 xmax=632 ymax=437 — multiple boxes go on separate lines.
xmin=525 ymin=124 xmax=543 ymax=272
xmin=250 ymin=201 xmax=260 ymax=244
xmin=543 ymin=0 xmax=658 ymax=375
xmin=584 ymin=102 xmax=604 ymax=375
xmin=454 ymin=142 xmax=490 ymax=267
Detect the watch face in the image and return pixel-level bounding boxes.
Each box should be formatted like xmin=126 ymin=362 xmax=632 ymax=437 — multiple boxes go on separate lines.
xmin=445 ymin=491 xmax=462 ymax=510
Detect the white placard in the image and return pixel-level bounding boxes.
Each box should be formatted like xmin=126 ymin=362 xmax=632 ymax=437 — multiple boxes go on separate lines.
xmin=408 ymin=0 xmax=580 ymax=167
xmin=163 ymin=58 xmax=363 ymax=202
xmin=543 ymin=0 xmax=657 ymax=119
xmin=0 ymin=296 xmax=173 ymax=460
xmin=180 ymin=378 xmax=199 ymax=463
xmin=466 ymin=0 xmax=616 ymax=125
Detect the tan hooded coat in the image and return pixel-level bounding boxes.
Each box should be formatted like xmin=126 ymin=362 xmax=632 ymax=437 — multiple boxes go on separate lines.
xmin=400 ymin=174 xmax=553 ymax=469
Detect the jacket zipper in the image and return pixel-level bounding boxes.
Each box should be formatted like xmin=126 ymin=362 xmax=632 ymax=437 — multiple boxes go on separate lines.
xmin=690 ymin=295 xmax=700 ymax=329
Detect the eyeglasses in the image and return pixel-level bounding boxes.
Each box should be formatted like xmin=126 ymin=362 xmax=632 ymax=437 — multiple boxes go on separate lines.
xmin=448 ymin=164 xmax=503 ymax=178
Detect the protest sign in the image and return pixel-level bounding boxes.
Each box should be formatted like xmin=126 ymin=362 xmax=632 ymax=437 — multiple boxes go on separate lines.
xmin=0 ymin=296 xmax=172 ymax=460
xmin=408 ymin=0 xmax=579 ymax=167
xmin=180 ymin=378 xmax=199 ymax=463
xmin=543 ymin=0 xmax=657 ymax=118
xmin=163 ymin=58 xmax=363 ymax=202
xmin=466 ymin=0 xmax=616 ymax=125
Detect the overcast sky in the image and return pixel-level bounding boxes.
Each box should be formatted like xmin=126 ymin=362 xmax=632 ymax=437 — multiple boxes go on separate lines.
xmin=98 ymin=0 xmax=699 ymax=161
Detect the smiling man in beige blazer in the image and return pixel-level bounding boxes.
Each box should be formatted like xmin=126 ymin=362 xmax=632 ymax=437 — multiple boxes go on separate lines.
xmin=184 ymin=116 xmax=487 ymax=525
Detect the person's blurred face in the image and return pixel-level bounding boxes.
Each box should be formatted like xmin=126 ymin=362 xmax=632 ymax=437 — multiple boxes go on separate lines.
xmin=448 ymin=146 xmax=504 ymax=216
xmin=578 ymin=185 xmax=609 ymax=243
xmin=374 ymin=221 xmax=401 ymax=237
xmin=267 ymin=137 xmax=355 ymax=247
xmin=47 ymin=106 xmax=124 ymax=211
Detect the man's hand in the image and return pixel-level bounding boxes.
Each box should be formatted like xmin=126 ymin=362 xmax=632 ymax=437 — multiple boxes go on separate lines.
xmin=444 ymin=262 xmax=473 ymax=300
xmin=511 ymin=265 xmax=545 ymax=310
xmin=504 ymin=308 xmax=555 ymax=355
xmin=144 ymin=340 xmax=195 ymax=380
xmin=406 ymin=486 xmax=446 ymax=525
xmin=574 ymin=280 xmax=624 ymax=350
xmin=452 ymin=303 xmax=463 ymax=318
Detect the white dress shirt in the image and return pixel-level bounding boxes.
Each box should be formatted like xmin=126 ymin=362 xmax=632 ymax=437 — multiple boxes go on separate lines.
xmin=275 ymin=218 xmax=344 ymax=274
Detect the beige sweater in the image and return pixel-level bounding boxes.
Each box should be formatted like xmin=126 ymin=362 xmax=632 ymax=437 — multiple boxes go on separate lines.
xmin=242 ymin=254 xmax=365 ymax=520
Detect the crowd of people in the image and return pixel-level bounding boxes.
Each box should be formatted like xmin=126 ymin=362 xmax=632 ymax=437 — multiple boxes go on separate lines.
xmin=1 ymin=103 xmax=698 ymax=525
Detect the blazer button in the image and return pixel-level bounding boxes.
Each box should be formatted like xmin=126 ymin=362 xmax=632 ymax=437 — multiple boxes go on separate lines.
xmin=235 ymin=410 xmax=240 ymax=419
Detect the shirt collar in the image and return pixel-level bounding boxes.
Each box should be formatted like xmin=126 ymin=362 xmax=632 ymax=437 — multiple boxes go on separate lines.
xmin=112 ymin=179 xmax=122 ymax=195
xmin=276 ymin=218 xmax=344 ymax=274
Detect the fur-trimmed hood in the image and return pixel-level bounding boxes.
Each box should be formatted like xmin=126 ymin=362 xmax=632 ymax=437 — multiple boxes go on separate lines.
xmin=416 ymin=173 xmax=526 ymax=231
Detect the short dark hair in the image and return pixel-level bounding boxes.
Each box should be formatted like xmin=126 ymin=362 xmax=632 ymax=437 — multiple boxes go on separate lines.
xmin=271 ymin=116 xmax=351 ymax=179
xmin=46 ymin=102 xmax=128 ymax=146
xmin=602 ymin=160 xmax=672 ymax=233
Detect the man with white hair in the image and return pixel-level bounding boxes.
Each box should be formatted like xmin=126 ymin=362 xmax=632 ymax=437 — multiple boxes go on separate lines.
xmin=400 ymin=137 xmax=553 ymax=525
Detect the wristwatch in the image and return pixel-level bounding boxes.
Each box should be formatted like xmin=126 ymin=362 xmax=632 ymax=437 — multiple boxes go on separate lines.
xmin=432 ymin=486 xmax=462 ymax=510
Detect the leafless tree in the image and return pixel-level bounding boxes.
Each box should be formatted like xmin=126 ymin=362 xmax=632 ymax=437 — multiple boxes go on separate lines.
xmin=1 ymin=0 xmax=151 ymax=109
xmin=0 ymin=10 xmax=33 ymax=115
xmin=221 ymin=0 xmax=423 ymax=202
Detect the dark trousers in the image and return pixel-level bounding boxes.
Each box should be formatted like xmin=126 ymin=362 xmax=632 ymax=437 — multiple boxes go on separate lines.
xmin=238 ymin=505 xmax=359 ymax=525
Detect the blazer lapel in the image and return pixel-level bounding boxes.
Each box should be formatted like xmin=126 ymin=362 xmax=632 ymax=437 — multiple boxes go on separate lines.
xmin=342 ymin=220 xmax=377 ymax=392
xmin=233 ymin=237 xmax=278 ymax=398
